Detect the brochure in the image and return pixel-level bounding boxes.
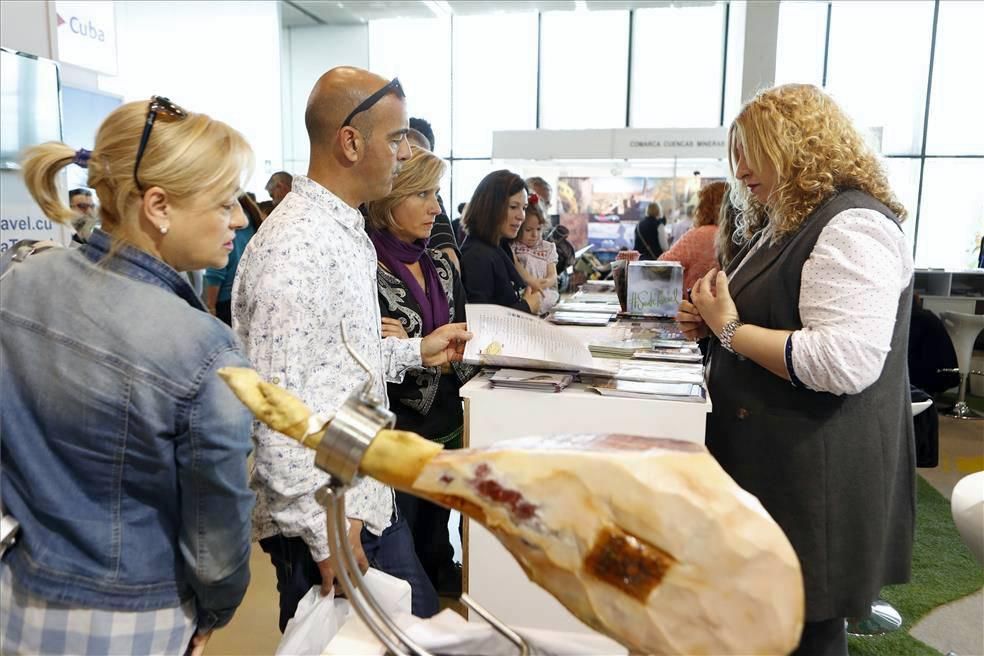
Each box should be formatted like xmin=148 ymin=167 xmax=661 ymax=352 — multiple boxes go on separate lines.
xmin=489 ymin=369 xmax=574 ymax=393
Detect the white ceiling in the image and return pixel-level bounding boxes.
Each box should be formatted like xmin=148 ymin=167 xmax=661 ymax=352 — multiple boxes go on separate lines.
xmin=281 ymin=1 xmax=711 ymax=28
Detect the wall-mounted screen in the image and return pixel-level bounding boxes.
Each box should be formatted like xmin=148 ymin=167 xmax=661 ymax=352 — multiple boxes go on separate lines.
xmin=0 ymin=49 xmax=62 ymax=170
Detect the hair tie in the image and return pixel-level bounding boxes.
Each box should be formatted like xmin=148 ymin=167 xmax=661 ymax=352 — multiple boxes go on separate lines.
xmin=72 ymin=148 xmax=92 ymax=169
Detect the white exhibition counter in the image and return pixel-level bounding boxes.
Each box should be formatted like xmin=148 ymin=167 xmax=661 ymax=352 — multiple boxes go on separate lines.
xmin=458 ymin=321 xmax=711 ymax=638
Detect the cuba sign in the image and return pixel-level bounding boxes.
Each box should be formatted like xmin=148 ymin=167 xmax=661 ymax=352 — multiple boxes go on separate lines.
xmin=54 ymin=1 xmax=117 ymax=75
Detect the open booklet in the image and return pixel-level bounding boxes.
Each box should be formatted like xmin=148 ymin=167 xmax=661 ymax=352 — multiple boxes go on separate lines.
xmin=464 ymin=304 xmax=596 ymax=372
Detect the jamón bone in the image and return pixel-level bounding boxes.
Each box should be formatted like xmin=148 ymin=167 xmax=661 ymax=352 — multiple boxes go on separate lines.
xmin=218 ymin=367 xmax=804 ymax=655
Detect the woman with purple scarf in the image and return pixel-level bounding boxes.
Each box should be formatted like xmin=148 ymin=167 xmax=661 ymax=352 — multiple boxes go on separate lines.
xmin=366 ymin=146 xmax=474 ymax=597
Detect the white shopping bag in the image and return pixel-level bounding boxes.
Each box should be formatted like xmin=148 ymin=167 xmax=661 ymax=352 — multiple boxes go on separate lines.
xmin=276 ymin=569 xmax=412 ymax=656
xmin=276 ymin=586 xmax=342 ymax=656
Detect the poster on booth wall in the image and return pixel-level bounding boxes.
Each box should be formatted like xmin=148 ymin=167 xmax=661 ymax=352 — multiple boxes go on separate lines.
xmin=557 ymin=175 xmax=727 ymax=258
xmin=0 ymin=172 xmax=72 ymax=253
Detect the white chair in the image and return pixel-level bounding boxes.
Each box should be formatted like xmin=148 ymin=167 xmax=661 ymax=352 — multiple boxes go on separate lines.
xmin=847 ymin=400 xmax=934 ymax=636
xmin=951 ymin=471 xmax=984 ymax=566
xmin=940 ymin=311 xmax=984 ymax=419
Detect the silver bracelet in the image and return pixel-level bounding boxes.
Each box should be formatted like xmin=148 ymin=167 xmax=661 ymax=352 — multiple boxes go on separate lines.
xmin=719 ymin=319 xmax=744 ymax=354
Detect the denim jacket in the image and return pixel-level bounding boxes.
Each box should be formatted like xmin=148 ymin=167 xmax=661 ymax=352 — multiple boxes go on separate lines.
xmin=0 ymin=229 xmax=254 ymax=631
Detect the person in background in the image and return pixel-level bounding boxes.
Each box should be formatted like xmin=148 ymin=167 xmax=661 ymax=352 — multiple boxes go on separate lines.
xmin=2 ymin=97 xmax=255 ymax=656
xmin=908 ymin=292 xmax=959 ymax=396
xmin=205 ymin=194 xmax=263 ymax=325
xmin=367 ymin=146 xmax=473 ymax=598
xmin=525 ymin=176 xmax=553 ymax=216
xmin=408 ymin=116 xmax=460 ymax=271
xmin=677 ymin=83 xmax=915 ymax=656
xmin=264 ymin=171 xmax=293 ymax=208
xmin=68 ymin=187 xmax=99 ymax=243
xmin=68 ymin=187 xmax=96 ymax=218
xmin=235 ymin=68 xmax=470 ymax=628
xmin=715 ymin=184 xmax=743 ymax=269
xmin=257 ymin=199 xmax=274 ymax=218
xmin=452 ymin=201 xmax=467 ymax=245
xmin=658 ymin=181 xmax=726 ymax=291
xmin=668 ymin=209 xmax=693 ymax=246
xmin=460 ymin=169 xmax=541 ymax=314
xmin=512 ymin=203 xmax=559 ymax=313
xmin=545 ymin=223 xmax=576 ymax=293
xmin=635 ymin=199 xmax=668 ymax=259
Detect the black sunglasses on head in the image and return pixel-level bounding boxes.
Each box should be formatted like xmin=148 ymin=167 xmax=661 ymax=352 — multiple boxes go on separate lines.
xmin=341 ymin=78 xmax=405 ymax=129
xmin=133 ymin=96 xmax=188 ymax=191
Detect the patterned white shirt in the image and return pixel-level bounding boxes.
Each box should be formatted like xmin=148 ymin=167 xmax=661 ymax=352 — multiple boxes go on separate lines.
xmin=731 ymin=208 xmax=912 ymax=396
xmin=232 ymin=175 xmax=423 ymax=562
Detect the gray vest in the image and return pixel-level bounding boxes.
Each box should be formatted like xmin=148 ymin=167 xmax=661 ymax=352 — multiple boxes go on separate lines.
xmin=705 ymin=189 xmax=915 ymax=621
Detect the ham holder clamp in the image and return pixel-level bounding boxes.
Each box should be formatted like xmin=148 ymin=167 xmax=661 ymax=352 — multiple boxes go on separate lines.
xmin=219 ymin=325 xmax=804 ymax=655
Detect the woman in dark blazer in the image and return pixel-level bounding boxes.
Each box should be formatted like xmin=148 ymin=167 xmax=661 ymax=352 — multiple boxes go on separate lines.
xmin=677 ymin=84 xmax=915 ymax=656
xmin=459 ymin=170 xmax=542 ymax=314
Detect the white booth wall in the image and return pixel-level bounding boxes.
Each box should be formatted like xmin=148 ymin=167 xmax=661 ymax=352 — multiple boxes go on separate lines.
xmin=100 ymin=1 xmax=283 ymax=195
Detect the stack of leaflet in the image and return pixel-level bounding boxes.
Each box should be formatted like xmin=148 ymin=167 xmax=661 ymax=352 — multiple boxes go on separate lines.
xmin=548 ymin=295 xmax=620 ymax=326
xmin=612 ymin=317 xmax=687 ymax=340
xmin=553 ymin=300 xmax=620 ymax=314
xmin=547 ymin=311 xmax=613 ymax=327
xmin=588 ymin=338 xmax=655 ymax=359
xmin=580 ymin=280 xmax=616 ymax=293
xmin=489 ymin=369 xmax=574 ymax=393
xmin=581 ymin=359 xmax=705 ymax=402
xmin=569 ymin=291 xmax=618 ymax=304
xmin=585 ymin=359 xmax=705 ymax=385
xmin=634 ymin=345 xmax=703 ymax=364
xmin=585 ymin=379 xmax=705 ymax=402
xmin=587 ymin=321 xmax=701 ymax=362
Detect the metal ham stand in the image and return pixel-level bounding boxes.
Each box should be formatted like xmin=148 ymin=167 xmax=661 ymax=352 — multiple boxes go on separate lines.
xmin=306 ymin=324 xmax=530 ymax=656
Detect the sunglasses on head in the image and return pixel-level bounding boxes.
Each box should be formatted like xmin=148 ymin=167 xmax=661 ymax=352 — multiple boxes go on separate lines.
xmin=341 ymin=78 xmax=405 ymax=129
xmin=133 ymin=95 xmax=188 ymax=192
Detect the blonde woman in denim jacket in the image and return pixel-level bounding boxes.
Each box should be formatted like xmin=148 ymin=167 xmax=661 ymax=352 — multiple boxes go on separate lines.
xmin=1 ymin=98 xmax=255 ymax=655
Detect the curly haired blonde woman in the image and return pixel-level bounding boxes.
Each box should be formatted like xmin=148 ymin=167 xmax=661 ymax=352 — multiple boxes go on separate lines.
xmin=677 ymin=84 xmax=915 ymax=656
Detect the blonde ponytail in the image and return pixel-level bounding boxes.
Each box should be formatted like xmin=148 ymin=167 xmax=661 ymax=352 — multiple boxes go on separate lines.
xmin=18 ymin=100 xmax=253 ymax=251
xmin=20 ymin=142 xmax=80 ymax=224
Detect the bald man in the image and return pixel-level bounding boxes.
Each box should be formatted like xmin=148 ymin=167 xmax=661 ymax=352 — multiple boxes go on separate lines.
xmin=234 ymin=67 xmax=470 ymax=628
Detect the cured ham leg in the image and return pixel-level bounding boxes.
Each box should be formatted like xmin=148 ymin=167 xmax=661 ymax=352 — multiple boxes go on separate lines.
xmin=219 ymin=367 xmax=803 ymax=655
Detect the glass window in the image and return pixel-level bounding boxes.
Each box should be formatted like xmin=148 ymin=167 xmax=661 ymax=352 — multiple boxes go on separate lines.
xmin=629 ymin=3 xmax=725 ymax=129
xmin=369 ymin=18 xmax=452 ymax=157
xmin=914 ymin=158 xmax=984 ymax=269
xmin=881 ymin=157 xmax=922 ymax=256
xmin=825 ymin=1 xmax=934 ymax=156
xmin=721 ymin=1 xmax=746 ymax=126
xmin=451 ymin=13 xmax=538 ymax=158
xmin=438 ymin=157 xmax=453 ymax=219
xmin=539 ymin=11 xmax=630 ymax=130
xmin=451 ymin=159 xmax=499 ymax=222
xmin=926 ymin=1 xmax=984 ymax=155
xmin=774 ymin=0 xmax=827 ymax=88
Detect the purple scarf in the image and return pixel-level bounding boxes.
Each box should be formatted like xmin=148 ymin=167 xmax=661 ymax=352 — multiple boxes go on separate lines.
xmin=370 ymin=229 xmax=450 ymax=336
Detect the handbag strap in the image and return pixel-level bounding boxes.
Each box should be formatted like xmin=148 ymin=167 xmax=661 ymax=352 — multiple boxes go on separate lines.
xmin=636 ymin=223 xmax=659 ymax=258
